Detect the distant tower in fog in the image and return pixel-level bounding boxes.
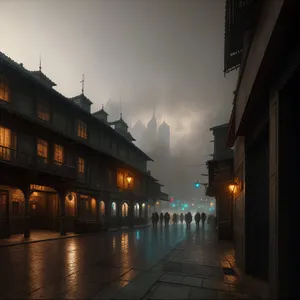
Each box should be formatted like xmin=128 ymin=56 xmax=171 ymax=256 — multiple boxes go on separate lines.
xmin=146 ymin=105 xmax=158 ymax=151
xmin=131 ymin=120 xmax=147 ymax=149
xmin=157 ymin=120 xmax=171 ymax=156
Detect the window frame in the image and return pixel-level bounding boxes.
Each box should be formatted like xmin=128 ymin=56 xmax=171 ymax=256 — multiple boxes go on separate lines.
xmin=37 ymin=101 xmax=51 ymax=122
xmin=78 ymin=157 xmax=85 ymax=174
xmin=0 ymin=77 xmax=10 ymax=103
xmin=54 ymin=144 xmax=64 ymax=166
xmin=36 ymin=138 xmax=48 ymax=164
xmin=77 ymin=120 xmax=88 ymax=140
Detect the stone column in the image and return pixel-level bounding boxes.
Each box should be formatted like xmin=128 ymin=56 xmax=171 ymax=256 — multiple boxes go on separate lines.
xmin=57 ymin=189 xmax=67 ymax=236
xmin=129 ymin=201 xmax=134 ymax=228
xmin=21 ymin=185 xmax=31 ymax=239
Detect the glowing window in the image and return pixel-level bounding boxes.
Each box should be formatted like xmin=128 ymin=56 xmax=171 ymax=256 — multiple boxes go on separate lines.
xmin=54 ymin=144 xmax=64 ymax=165
xmin=0 ymin=77 xmax=9 ymax=102
xmin=78 ymin=157 xmax=85 ymax=174
xmin=37 ymin=138 xmax=48 ymax=163
xmin=37 ymin=102 xmax=50 ymax=121
xmin=77 ymin=120 xmax=87 ymax=139
xmin=0 ymin=126 xmax=12 ymax=160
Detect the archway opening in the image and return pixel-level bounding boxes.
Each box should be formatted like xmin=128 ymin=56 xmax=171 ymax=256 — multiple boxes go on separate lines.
xmin=111 ymin=202 xmax=117 ymax=217
xmin=134 ymin=203 xmax=140 ymax=218
xmin=99 ymin=201 xmax=105 ymax=219
xmin=122 ymin=202 xmax=128 ymax=217
xmin=141 ymin=203 xmax=146 ymax=219
xmin=29 ymin=185 xmax=59 ymax=231
xmin=0 ymin=185 xmax=25 ymax=237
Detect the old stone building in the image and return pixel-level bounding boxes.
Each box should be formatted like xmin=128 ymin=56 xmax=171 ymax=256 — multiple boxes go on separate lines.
xmin=224 ymin=0 xmax=299 ymax=298
xmin=0 ymin=51 xmax=166 ymax=239
xmin=206 ymin=123 xmax=234 ymax=240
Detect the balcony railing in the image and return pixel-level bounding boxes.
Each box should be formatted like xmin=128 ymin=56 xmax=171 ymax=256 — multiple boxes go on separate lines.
xmin=0 ymin=145 xmax=76 ymax=179
xmin=224 ymin=0 xmax=262 ymax=73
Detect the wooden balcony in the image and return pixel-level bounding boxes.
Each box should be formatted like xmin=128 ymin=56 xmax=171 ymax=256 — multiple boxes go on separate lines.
xmin=0 ymin=145 xmax=76 ymax=179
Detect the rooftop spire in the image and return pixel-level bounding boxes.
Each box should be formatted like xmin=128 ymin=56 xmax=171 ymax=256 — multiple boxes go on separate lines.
xmin=80 ymin=74 xmax=85 ymax=94
xmin=39 ymin=53 xmax=42 ymax=72
xmin=119 ymin=96 xmax=122 ymax=118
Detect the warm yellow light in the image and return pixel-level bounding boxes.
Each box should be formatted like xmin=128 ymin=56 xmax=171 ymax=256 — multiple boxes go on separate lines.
xmin=126 ymin=175 xmax=133 ymax=184
xmin=156 ymin=202 xmax=160 ymax=205
xmin=228 ymin=184 xmax=237 ymax=193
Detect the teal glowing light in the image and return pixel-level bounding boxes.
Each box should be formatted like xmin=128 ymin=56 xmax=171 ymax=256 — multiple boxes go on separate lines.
xmin=172 ymin=204 xmax=176 ymax=207
xmin=195 ymin=182 xmax=200 ymax=188
xmin=181 ymin=207 xmax=185 ymax=211
xmin=184 ymin=204 xmax=188 ymax=208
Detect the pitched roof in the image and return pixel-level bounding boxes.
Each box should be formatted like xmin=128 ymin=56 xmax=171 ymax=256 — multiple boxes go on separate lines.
xmin=209 ymin=123 xmax=229 ymax=131
xmin=0 ymin=51 xmax=153 ymax=162
xmin=30 ymin=70 xmax=56 ymax=87
xmin=70 ymin=93 xmax=93 ymax=105
xmin=94 ymin=107 xmax=108 ymax=116
xmin=115 ymin=128 xmax=136 ymax=142
xmin=109 ymin=116 xmax=128 ymax=128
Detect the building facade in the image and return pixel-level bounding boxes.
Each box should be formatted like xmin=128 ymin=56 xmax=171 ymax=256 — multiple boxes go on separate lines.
xmin=224 ymin=0 xmax=300 ymax=298
xmin=0 ymin=52 xmax=166 ymax=239
xmin=206 ymin=123 xmax=234 ymax=240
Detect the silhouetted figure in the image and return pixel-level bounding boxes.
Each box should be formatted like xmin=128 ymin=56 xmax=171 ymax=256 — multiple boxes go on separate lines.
xmin=201 ymin=212 xmax=207 ymax=227
xmin=160 ymin=212 xmax=164 ymax=226
xmin=151 ymin=213 xmax=156 ymax=227
xmin=166 ymin=212 xmax=170 ymax=226
xmin=155 ymin=212 xmax=159 ymax=226
xmin=172 ymin=213 xmax=177 ymax=224
xmin=195 ymin=212 xmax=200 ymax=228
xmin=185 ymin=212 xmax=192 ymax=230
xmin=180 ymin=213 xmax=184 ymax=224
xmin=164 ymin=212 xmax=168 ymax=227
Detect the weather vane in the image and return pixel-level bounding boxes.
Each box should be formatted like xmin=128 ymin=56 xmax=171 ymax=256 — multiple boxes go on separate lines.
xmin=80 ymin=74 xmax=85 ymax=94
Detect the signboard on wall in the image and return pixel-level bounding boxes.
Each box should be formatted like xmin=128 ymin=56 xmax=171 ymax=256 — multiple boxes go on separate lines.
xmin=208 ymin=159 xmax=233 ymax=184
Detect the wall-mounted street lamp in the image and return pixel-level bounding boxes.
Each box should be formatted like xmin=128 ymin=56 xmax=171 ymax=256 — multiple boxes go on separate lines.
xmin=228 ymin=181 xmax=238 ymax=237
xmin=126 ymin=173 xmax=133 ymax=188
xmin=67 ymin=193 xmax=74 ymax=201
xmin=228 ymin=183 xmax=237 ymax=194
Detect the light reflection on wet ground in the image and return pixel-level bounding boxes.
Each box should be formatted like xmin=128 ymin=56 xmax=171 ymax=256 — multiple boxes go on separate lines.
xmin=0 ymin=225 xmax=188 ymax=299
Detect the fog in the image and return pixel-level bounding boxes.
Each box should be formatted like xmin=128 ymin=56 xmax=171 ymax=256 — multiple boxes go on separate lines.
xmin=0 ymin=0 xmax=238 ymax=202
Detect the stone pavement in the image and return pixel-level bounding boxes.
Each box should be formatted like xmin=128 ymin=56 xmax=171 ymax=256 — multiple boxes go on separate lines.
xmin=0 ymin=225 xmax=149 ymax=247
xmin=0 ymin=224 xmax=188 ymax=299
xmin=92 ymin=227 xmax=254 ymax=299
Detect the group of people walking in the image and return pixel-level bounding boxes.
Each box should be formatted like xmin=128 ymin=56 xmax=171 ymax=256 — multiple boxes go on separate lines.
xmin=151 ymin=211 xmax=207 ymax=230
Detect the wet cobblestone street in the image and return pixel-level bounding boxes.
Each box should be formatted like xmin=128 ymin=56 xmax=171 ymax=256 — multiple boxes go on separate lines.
xmin=0 ymin=225 xmax=253 ymax=299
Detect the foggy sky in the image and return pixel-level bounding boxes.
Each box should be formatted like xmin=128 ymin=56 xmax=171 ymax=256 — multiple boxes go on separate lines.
xmin=0 ymin=0 xmax=238 ymax=200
